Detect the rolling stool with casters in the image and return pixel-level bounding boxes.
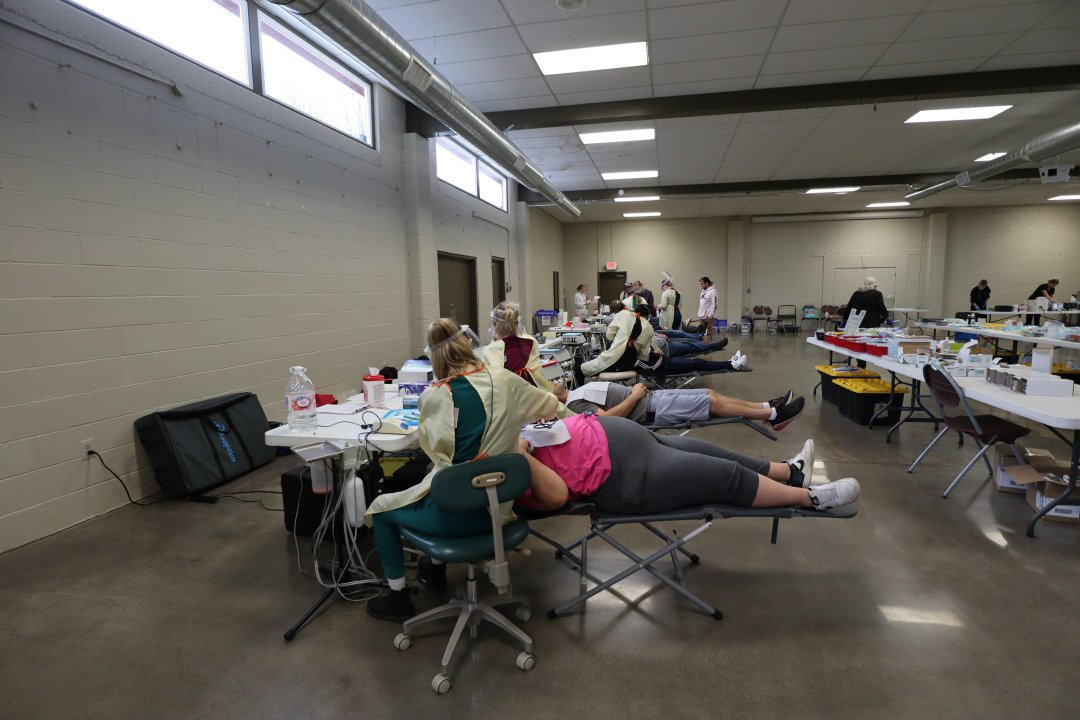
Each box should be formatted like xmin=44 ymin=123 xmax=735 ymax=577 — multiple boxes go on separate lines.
xmin=392 ymin=454 xmax=535 ymax=694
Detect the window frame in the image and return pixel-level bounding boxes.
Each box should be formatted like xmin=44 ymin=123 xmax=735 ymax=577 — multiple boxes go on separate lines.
xmin=435 ymin=137 xmax=508 ymax=213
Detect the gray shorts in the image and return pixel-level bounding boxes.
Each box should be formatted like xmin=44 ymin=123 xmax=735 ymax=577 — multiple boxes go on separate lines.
xmin=648 ymin=389 xmax=710 ymax=425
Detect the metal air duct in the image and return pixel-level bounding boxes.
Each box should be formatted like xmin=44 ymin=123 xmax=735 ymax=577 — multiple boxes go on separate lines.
xmin=262 ymin=0 xmax=580 ymax=217
xmin=906 ymin=119 xmax=1080 ymax=203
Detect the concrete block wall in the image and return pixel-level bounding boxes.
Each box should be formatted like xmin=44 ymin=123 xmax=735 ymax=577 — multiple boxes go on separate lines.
xmin=944 ymin=204 xmax=1080 ymax=312
xmin=561 ymin=218 xmax=728 ymax=316
xmin=0 ymin=0 xmax=516 ymax=553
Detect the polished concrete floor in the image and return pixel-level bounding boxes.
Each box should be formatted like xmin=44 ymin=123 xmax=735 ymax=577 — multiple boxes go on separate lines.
xmin=3 ymin=332 xmax=1079 ymax=719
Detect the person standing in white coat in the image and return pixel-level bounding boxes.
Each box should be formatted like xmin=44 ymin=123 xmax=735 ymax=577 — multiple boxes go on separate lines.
xmin=698 ymin=276 xmax=718 ymax=340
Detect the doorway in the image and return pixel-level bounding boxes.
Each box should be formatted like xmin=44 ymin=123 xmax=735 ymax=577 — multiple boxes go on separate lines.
xmin=491 ymin=257 xmax=506 ymax=305
xmin=437 ymin=252 xmax=477 ymax=330
xmin=597 ymin=271 xmax=628 ymax=308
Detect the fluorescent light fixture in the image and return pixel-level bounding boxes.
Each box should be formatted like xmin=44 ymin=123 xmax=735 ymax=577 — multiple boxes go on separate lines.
xmin=806 ymin=186 xmax=860 ymax=194
xmin=614 ymin=195 xmax=660 ymax=203
xmin=866 ymin=201 xmax=911 ymax=208
xmin=905 ymin=106 xmax=1011 ymax=123
xmin=623 ymin=211 xmax=661 ymax=218
xmin=602 ymin=170 xmax=658 ymax=180
xmin=752 ymin=210 xmax=925 ymax=223
xmin=580 ymin=128 xmax=655 ymax=144
xmin=534 ymin=41 xmax=648 ymax=76
xmin=1048 ymin=194 xmax=1080 ymax=201
xmin=975 ymin=152 xmax=1007 ymax=161
xmin=879 ymin=606 xmax=964 ymax=628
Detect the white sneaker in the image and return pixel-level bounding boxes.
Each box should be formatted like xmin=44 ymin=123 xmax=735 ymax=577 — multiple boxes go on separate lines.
xmin=730 ymin=351 xmax=748 ymax=370
xmin=787 ymin=439 xmax=815 ymax=487
xmin=808 ymin=477 xmax=860 ymax=509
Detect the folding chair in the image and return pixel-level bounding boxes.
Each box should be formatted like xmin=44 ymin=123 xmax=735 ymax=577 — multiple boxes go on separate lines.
xmin=545 ymin=503 xmax=857 ymax=620
xmin=776 ymin=304 xmax=799 ymax=334
xmin=907 ymin=362 xmax=1030 ymax=497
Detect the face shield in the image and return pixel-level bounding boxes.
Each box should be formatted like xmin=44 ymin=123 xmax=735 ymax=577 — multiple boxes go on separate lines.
xmin=424 ymin=324 xmax=482 ymax=356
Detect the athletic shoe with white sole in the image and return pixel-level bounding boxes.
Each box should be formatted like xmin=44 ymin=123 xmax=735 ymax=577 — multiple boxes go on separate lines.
xmin=730 ymin=351 xmax=748 ymax=370
xmin=769 ymin=390 xmax=795 ymax=409
xmin=767 ymin=396 xmax=804 ymax=430
xmin=808 ymin=477 xmax=860 ymax=509
xmin=787 ymin=438 xmax=815 ymax=487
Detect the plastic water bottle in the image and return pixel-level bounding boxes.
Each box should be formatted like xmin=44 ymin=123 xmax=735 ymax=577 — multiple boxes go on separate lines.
xmin=285 ymin=365 xmax=316 ymax=432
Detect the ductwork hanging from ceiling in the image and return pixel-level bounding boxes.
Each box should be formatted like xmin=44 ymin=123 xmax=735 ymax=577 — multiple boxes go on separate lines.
xmin=905 ymin=119 xmax=1080 ymax=203
xmin=261 ymin=0 xmax=580 ymax=218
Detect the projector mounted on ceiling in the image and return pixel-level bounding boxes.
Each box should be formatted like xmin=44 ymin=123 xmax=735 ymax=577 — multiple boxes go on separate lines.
xmin=1039 ymin=164 xmax=1074 ymax=184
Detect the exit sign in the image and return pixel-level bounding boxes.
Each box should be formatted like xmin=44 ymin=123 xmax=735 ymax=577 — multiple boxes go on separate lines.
xmin=605 ymin=261 xmax=618 ymax=270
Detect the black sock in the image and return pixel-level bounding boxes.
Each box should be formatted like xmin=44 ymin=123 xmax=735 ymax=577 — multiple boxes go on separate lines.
xmin=788 ymin=462 xmax=804 ymax=487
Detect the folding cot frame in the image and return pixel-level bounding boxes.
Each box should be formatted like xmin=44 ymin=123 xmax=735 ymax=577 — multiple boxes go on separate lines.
xmin=645 ymin=415 xmax=777 ymax=442
xmin=640 ymin=366 xmax=752 ymax=391
xmin=524 ymin=501 xmax=856 ymax=620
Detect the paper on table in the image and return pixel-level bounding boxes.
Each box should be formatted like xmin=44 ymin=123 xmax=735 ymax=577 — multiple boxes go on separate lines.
xmin=317 ymin=401 xmax=368 ymax=415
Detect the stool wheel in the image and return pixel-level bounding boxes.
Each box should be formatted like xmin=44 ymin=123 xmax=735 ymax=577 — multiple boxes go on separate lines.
xmin=516 ymin=652 xmax=536 ymax=671
xmin=515 ymin=606 xmax=531 ymax=622
xmin=393 ymin=633 xmax=413 ymax=651
xmin=432 ymin=673 xmax=452 ymax=694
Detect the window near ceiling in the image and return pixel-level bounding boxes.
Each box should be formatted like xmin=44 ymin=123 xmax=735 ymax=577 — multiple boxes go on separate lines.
xmin=435 ymin=138 xmax=508 ymax=211
xmin=477 ymin=162 xmax=507 ymax=211
xmin=69 ymin=0 xmax=250 ymax=84
xmin=258 ymin=14 xmax=372 ymax=144
xmin=67 ymin=1 xmax=375 ymax=147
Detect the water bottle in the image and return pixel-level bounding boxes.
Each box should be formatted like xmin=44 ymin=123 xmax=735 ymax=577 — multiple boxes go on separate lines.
xmin=284 ymin=365 xmax=316 ymax=432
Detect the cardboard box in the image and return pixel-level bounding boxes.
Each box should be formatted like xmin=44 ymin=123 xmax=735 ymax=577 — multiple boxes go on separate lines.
xmin=1002 ymin=463 xmax=1051 ymax=490
xmin=1025 ymin=479 xmax=1080 ymax=524
xmin=1024 ymin=448 xmax=1069 ymax=474
xmin=992 ymin=446 xmax=1026 ymax=494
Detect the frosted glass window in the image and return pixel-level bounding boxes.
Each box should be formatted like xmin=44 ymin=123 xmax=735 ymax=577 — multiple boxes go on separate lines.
xmin=259 ymin=15 xmax=372 ymax=144
xmin=477 ymin=162 xmax=507 ymax=211
xmin=435 ymin=137 xmax=478 ymax=196
xmin=70 ymin=0 xmax=249 ymax=85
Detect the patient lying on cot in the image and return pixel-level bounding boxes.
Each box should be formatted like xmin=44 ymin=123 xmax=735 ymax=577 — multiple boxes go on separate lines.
xmin=516 ymin=415 xmax=860 ymax=514
xmin=554 ymin=381 xmax=805 ymax=431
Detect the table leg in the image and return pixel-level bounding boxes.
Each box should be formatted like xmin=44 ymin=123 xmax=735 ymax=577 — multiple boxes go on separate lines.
xmin=1026 ymin=429 xmax=1079 ymax=538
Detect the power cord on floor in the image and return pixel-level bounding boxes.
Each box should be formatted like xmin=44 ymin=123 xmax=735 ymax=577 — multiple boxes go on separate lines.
xmin=86 ymin=450 xmax=166 ymax=507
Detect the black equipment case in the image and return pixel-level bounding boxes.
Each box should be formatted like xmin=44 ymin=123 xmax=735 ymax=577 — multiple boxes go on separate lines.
xmin=135 ymin=392 xmax=275 ymax=497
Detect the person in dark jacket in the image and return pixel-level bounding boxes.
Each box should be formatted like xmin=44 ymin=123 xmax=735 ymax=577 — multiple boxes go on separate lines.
xmin=843 ymin=276 xmax=889 ymax=328
xmin=970 ymin=279 xmax=991 ymax=311
xmin=1025 ymin=278 xmax=1059 ymax=324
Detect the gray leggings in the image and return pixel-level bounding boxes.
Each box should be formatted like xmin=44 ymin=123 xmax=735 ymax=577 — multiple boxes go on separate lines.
xmin=591 ymin=416 xmax=765 ymax=513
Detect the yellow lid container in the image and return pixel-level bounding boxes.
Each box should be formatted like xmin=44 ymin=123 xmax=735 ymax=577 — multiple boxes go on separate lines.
xmin=815 ymin=364 xmax=879 ymax=379
xmin=833 ymin=378 xmax=908 ymax=394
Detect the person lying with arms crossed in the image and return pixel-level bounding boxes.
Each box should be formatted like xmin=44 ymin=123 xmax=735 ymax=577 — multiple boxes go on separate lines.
xmin=553 ymin=380 xmax=805 ymax=431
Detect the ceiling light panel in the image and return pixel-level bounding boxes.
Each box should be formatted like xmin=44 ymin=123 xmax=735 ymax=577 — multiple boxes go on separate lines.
xmin=602 ymin=170 xmax=659 ymax=180
xmin=579 ymin=128 xmax=655 ymax=144
xmin=866 ymin=201 xmax=911 ymax=208
xmin=975 ymin=152 xmax=1007 ymax=161
xmin=624 ymin=211 xmax=661 ymax=218
xmin=806 ymin=186 xmax=861 ymax=194
xmin=614 ymin=195 xmax=660 ymax=203
xmin=1048 ymin=195 xmax=1080 ymax=201
xmin=905 ymin=106 xmax=1012 ymax=123
xmin=533 ymin=41 xmax=648 ymax=76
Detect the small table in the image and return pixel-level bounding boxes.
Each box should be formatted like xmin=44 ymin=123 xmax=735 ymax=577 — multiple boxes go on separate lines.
xmin=265 ymin=396 xmax=420 ymax=454
xmin=887 ymin=308 xmax=928 ymax=327
xmin=807 ymin=337 xmax=940 ymax=443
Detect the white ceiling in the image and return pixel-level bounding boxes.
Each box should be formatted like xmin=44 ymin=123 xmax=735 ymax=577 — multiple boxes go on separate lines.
xmin=367 ymin=0 xmax=1080 ymax=221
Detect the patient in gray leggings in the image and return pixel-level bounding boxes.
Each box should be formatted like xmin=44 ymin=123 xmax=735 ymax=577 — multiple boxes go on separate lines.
xmin=517 ymin=415 xmax=859 ymax=514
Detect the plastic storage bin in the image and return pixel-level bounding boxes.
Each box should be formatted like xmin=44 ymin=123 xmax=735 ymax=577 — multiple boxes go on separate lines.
xmin=832 ymin=378 xmax=908 ymax=426
xmin=815 ymin=365 xmax=880 ymax=405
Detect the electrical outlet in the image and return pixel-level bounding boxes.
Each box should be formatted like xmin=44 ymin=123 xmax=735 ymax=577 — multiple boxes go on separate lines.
xmin=81 ymin=438 xmax=94 ymax=456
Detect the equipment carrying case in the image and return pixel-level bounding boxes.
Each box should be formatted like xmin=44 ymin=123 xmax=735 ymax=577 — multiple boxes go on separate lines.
xmin=135 ymin=392 xmax=275 ymax=497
